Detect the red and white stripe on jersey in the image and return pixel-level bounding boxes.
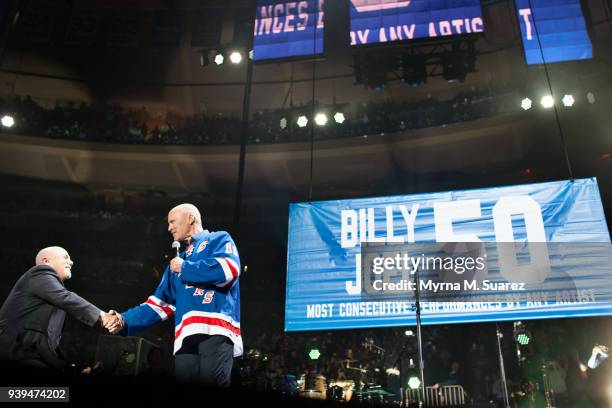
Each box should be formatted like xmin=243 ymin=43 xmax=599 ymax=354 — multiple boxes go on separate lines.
xmin=173 ymin=311 xmax=243 ymax=357
xmin=215 ymin=257 xmax=240 ymax=287
xmin=144 ymin=295 xmax=176 ymax=320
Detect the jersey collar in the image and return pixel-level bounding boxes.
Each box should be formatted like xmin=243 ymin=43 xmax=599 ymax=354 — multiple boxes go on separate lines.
xmin=190 ymin=229 xmax=210 ymax=242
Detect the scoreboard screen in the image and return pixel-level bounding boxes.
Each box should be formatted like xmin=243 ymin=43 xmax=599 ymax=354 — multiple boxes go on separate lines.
xmin=349 ymin=0 xmax=484 ymax=46
xmin=252 ymin=0 xmax=324 ymax=61
xmin=515 ymin=0 xmax=592 ymax=65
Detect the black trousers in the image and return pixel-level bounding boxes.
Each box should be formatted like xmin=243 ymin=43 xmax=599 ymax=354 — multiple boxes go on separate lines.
xmin=175 ymin=334 xmax=234 ymax=387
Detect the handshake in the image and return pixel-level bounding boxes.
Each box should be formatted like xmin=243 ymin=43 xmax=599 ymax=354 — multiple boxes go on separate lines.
xmin=99 ymin=310 xmax=125 ymax=334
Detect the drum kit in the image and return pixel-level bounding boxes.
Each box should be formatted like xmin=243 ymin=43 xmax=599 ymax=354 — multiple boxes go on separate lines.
xmin=238 ymin=340 xmax=399 ymax=405
xmin=297 ymin=354 xmax=398 ymax=404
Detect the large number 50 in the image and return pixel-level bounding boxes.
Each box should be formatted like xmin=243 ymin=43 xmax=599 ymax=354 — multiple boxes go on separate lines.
xmin=434 ymin=196 xmax=550 ymax=284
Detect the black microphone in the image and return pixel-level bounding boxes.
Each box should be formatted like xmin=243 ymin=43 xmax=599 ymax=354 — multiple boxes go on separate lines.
xmin=172 ymin=241 xmax=180 ymax=258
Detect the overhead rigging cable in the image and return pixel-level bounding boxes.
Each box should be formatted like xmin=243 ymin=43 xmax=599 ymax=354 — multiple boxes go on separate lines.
xmin=308 ymin=6 xmax=318 ymax=203
xmin=525 ymin=0 xmax=575 ymax=181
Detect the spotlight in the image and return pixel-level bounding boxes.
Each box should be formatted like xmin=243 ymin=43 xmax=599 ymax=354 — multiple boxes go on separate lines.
xmin=540 ymin=95 xmax=554 ymax=109
xmin=516 ymin=332 xmax=530 ymax=345
xmin=513 ymin=321 xmax=532 ymax=346
xmin=408 ymin=376 xmax=421 ymax=390
xmin=442 ymin=53 xmax=467 ymax=82
xmin=314 ymin=113 xmax=328 ymax=126
xmin=354 ymin=54 xmax=387 ymax=90
xmin=1 ymin=115 xmax=15 ymax=128
xmin=587 ymin=92 xmax=596 ymax=104
xmin=402 ymin=55 xmax=427 ymax=87
xmin=248 ymin=50 xmax=254 ymax=60
xmin=308 ymin=348 xmax=321 ymax=360
xmin=214 ymin=53 xmax=224 ymax=65
xmin=280 ymin=117 xmax=288 ymax=129
xmin=404 ymin=330 xmax=414 ymax=336
xmin=199 ymin=53 xmax=210 ymax=67
xmin=521 ymin=98 xmax=532 ymax=110
xmin=333 ymin=112 xmax=346 ymax=124
xmin=297 ymin=115 xmax=308 ymax=128
xmin=229 ymin=51 xmax=243 ymax=64
xmin=562 ymin=94 xmax=575 ymax=107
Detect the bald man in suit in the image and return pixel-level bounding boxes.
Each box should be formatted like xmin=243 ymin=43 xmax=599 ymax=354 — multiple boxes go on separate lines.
xmin=0 ymin=246 xmax=118 ymax=370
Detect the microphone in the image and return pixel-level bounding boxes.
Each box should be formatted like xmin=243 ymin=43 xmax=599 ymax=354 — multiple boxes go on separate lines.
xmin=172 ymin=241 xmax=180 ymax=258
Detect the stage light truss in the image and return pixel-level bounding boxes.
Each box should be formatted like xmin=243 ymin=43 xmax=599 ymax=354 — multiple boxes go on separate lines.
xmin=352 ymin=38 xmax=478 ymax=89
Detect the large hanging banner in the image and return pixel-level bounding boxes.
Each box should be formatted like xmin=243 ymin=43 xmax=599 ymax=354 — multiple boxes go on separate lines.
xmin=285 ymin=178 xmax=612 ymax=331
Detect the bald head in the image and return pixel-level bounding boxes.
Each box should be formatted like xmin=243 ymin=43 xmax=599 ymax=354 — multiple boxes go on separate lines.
xmin=36 ymin=246 xmax=73 ymax=281
xmin=170 ymin=204 xmax=202 ymax=225
xmin=167 ymin=203 xmax=204 ymax=242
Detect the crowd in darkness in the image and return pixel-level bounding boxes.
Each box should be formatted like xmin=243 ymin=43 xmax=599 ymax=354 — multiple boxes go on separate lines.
xmin=0 ymin=95 xmax=242 ymax=145
xmin=237 ymin=318 xmax=612 ymax=407
xmin=0 ymin=85 xmax=516 ymax=146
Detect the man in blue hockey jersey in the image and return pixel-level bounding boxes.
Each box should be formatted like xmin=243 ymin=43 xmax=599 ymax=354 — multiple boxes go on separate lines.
xmin=106 ymin=203 xmax=242 ymax=386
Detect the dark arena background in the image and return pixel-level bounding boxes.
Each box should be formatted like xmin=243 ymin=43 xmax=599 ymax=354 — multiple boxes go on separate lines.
xmin=1 ymin=0 xmax=612 ymax=406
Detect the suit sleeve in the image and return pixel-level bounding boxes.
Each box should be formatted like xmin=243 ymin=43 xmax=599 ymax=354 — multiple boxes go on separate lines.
xmin=121 ymin=265 xmax=177 ymax=335
xmin=181 ymin=232 xmax=241 ymax=287
xmin=29 ymin=270 xmax=101 ymax=327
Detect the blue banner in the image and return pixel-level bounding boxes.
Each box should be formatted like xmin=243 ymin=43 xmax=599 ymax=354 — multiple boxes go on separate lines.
xmin=285 ymin=178 xmax=612 ymax=331
xmin=252 ymin=0 xmax=324 ymax=61
xmin=350 ymin=0 xmax=484 ymax=46
xmin=515 ymin=0 xmax=592 ymax=65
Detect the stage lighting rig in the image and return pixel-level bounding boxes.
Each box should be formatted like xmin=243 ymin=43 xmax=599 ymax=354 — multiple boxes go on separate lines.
xmin=587 ymin=92 xmax=595 ymax=104
xmin=308 ymin=348 xmax=321 ymax=360
xmin=402 ymin=55 xmax=427 ymax=87
xmin=408 ymin=376 xmax=421 ymax=390
xmin=513 ymin=321 xmax=532 ymax=346
xmin=333 ymin=112 xmax=346 ymax=124
xmin=353 ymin=38 xmax=478 ymax=88
xmin=541 ymin=95 xmax=554 ymax=109
xmin=214 ymin=53 xmax=225 ymax=65
xmin=442 ymin=53 xmax=467 ymax=82
xmin=297 ymin=115 xmax=309 ymax=128
xmin=199 ymin=47 xmax=246 ymax=68
xmin=1 ymin=115 xmax=15 ymax=128
xmin=229 ymin=51 xmax=243 ymax=64
xmin=562 ymin=94 xmax=575 ymax=107
xmin=199 ymin=52 xmax=209 ymax=67
xmin=314 ymin=113 xmax=328 ymax=126
xmin=521 ymin=98 xmax=532 ymax=110
xmin=353 ymin=52 xmax=388 ymax=90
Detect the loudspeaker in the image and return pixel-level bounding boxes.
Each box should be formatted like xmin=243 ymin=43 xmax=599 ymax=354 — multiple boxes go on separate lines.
xmin=93 ymin=335 xmax=159 ymax=376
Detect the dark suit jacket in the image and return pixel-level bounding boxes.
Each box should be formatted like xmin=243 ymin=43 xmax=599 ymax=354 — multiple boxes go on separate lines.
xmin=0 ymin=265 xmax=101 ymax=369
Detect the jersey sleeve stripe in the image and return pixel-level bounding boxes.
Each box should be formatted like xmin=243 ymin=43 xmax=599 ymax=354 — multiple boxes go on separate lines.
xmin=149 ymin=295 xmax=176 ymax=310
xmin=215 ymin=257 xmax=239 ymax=286
xmin=145 ymin=296 xmax=175 ymax=319
xmin=175 ymin=315 xmax=241 ymax=339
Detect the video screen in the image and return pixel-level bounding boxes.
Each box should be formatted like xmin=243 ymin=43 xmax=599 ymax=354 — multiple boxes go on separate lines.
xmin=516 ymin=0 xmax=592 ymax=65
xmin=252 ymin=0 xmax=324 ymax=61
xmin=349 ymin=0 xmax=484 ymax=46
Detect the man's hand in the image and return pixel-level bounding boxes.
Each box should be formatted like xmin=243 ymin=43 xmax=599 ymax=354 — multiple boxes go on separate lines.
xmin=100 ymin=310 xmax=124 ymax=334
xmin=589 ymin=344 xmax=609 ymax=369
xmin=592 ymin=344 xmax=609 ymax=356
xmin=99 ymin=311 xmax=115 ymax=328
xmin=170 ymin=257 xmax=184 ymax=274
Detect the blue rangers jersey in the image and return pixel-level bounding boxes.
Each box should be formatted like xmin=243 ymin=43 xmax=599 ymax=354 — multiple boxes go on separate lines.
xmin=121 ymin=230 xmax=242 ymax=356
